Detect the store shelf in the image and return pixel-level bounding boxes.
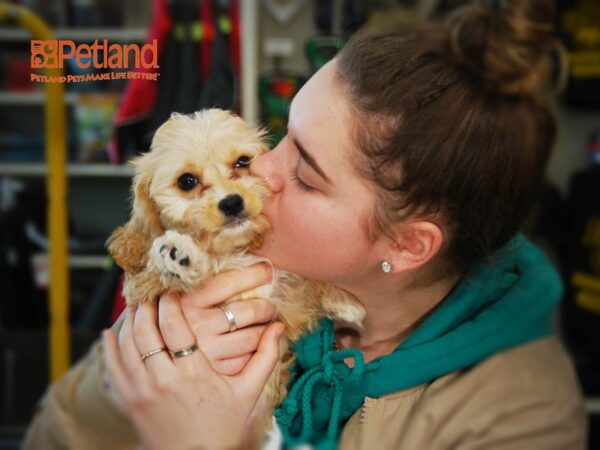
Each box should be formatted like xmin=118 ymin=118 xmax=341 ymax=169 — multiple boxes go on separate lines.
xmin=69 ymin=254 xmax=110 ymax=269
xmin=0 ymin=91 xmax=79 ymax=105
xmin=0 ymin=27 xmax=147 ymax=42
xmin=0 ymin=163 xmax=134 ymax=177
xmin=33 ymin=254 xmax=110 ymax=270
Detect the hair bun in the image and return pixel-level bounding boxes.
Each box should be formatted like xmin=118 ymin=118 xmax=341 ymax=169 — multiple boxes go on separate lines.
xmin=447 ymin=0 xmax=564 ymax=98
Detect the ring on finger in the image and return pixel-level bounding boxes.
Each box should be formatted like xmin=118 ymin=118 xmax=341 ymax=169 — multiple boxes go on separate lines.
xmin=217 ymin=304 xmax=237 ymax=333
xmin=170 ymin=343 xmax=199 ymax=358
xmin=141 ymin=347 xmax=168 ymax=361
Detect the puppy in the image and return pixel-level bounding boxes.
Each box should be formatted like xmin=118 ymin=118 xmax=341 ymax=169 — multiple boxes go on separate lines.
xmin=106 ymin=109 xmax=365 ymax=447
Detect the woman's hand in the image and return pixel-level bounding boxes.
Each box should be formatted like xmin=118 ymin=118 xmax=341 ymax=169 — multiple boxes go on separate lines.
xmin=103 ymin=264 xmax=278 ymax=401
xmin=175 ymin=263 xmax=278 ymax=376
xmin=102 ymin=299 xmax=285 ymax=450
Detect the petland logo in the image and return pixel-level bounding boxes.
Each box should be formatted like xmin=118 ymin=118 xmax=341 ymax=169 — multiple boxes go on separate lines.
xmin=30 ymin=39 xmax=160 ymax=83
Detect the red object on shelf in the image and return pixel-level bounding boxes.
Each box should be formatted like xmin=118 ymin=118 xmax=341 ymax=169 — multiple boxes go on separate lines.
xmin=270 ymin=78 xmax=296 ymax=98
xmin=230 ymin=0 xmax=241 ymax=113
xmin=6 ymin=54 xmax=35 ymax=92
xmin=108 ymin=0 xmax=171 ymax=163
xmin=108 ymin=0 xmax=241 ymax=163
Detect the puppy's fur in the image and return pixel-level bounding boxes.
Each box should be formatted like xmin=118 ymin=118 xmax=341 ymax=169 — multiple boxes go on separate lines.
xmin=107 ymin=109 xmax=364 ymax=447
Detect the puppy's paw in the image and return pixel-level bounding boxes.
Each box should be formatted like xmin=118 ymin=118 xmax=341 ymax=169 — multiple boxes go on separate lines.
xmin=151 ymin=231 xmax=206 ymax=289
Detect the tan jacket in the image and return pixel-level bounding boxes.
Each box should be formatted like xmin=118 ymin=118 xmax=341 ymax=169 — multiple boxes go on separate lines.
xmin=24 ymin=323 xmax=587 ymax=449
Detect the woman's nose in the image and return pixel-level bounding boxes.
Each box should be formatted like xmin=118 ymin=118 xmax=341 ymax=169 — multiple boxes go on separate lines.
xmin=250 ymin=151 xmax=284 ymax=193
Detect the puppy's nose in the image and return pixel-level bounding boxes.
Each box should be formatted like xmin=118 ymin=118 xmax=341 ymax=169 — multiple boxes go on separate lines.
xmin=218 ymin=194 xmax=245 ymax=217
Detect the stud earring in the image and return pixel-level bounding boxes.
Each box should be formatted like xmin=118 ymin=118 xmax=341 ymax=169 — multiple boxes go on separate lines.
xmin=381 ymin=261 xmax=393 ymax=273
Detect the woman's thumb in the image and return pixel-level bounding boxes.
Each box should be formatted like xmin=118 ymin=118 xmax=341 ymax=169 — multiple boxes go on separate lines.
xmin=237 ymin=322 xmax=285 ymax=397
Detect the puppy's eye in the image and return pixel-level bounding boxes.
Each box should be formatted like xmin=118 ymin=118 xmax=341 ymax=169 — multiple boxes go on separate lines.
xmin=177 ymin=173 xmax=198 ymax=191
xmin=234 ymin=156 xmax=251 ymax=169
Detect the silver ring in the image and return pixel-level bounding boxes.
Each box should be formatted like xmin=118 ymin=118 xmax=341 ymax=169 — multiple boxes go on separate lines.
xmin=170 ymin=343 xmax=199 ymax=358
xmin=218 ymin=305 xmax=237 ymax=333
xmin=141 ymin=347 xmax=167 ymax=361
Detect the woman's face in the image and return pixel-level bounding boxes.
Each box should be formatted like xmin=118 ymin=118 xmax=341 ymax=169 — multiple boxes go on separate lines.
xmin=250 ymin=59 xmax=387 ymax=287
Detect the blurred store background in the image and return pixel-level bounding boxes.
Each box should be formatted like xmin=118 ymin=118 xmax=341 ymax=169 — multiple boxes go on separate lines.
xmin=0 ymin=0 xmax=599 ymax=448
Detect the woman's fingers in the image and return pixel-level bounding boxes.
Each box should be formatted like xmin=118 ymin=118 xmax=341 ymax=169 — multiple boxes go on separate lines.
xmin=212 ymin=353 xmax=252 ymax=376
xmin=118 ymin=307 xmax=153 ymax=382
xmin=132 ymin=301 xmax=174 ymax=377
xmin=203 ymin=325 xmax=268 ymax=361
xmin=215 ymin=300 xmax=276 ymax=335
xmin=158 ymin=293 xmax=272 ymax=373
xmin=185 ymin=298 xmax=276 ymax=337
xmin=182 ymin=263 xmax=273 ymax=309
xmin=158 ymin=294 xmax=204 ymax=373
xmin=102 ymin=328 xmax=133 ymax=408
xmin=154 ymin=294 xmax=216 ymax=377
xmin=234 ymin=322 xmax=285 ymax=399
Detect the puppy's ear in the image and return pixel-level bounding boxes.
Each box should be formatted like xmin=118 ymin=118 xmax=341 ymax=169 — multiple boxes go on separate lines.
xmin=107 ymin=158 xmax=163 ymax=274
xmin=130 ymin=164 xmax=164 ymax=238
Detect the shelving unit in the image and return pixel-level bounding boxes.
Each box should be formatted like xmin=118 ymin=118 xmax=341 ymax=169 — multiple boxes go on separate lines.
xmin=0 ymin=4 xmax=258 ymax=380
xmin=68 ymin=254 xmax=110 ymax=269
xmin=0 ymin=91 xmax=79 ymax=105
xmin=0 ymin=27 xmax=147 ymax=41
xmin=0 ymin=4 xmax=142 ymax=401
xmin=0 ymin=162 xmax=134 ymax=177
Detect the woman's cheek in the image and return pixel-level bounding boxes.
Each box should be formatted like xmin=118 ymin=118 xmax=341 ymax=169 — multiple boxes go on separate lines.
xmin=283 ymin=196 xmax=324 ymax=235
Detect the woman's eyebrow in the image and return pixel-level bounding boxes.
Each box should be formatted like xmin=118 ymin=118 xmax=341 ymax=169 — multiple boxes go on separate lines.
xmin=292 ymin=137 xmax=332 ymax=185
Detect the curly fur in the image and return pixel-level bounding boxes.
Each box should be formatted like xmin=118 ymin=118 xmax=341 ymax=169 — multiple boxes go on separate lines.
xmin=106 ymin=109 xmax=365 ymax=448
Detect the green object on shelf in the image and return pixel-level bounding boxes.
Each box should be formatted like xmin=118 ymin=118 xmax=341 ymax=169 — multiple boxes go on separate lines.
xmin=218 ymin=15 xmax=231 ymax=34
xmin=259 ymin=73 xmax=305 ymax=146
xmin=305 ymin=36 xmax=345 ymax=73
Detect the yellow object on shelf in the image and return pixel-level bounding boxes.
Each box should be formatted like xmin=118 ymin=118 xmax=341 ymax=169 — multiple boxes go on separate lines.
xmin=0 ymin=4 xmax=69 ymax=381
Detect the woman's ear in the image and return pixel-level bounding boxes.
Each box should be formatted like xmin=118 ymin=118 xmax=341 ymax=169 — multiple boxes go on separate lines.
xmin=383 ymin=220 xmax=444 ymax=273
xmin=106 ymin=159 xmax=164 ymax=273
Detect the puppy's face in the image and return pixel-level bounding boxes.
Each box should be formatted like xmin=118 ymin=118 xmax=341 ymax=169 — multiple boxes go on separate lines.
xmin=134 ymin=109 xmax=271 ymax=255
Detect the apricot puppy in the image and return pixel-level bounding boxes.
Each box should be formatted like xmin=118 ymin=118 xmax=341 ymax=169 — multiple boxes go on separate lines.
xmin=107 ymin=109 xmax=364 ymax=447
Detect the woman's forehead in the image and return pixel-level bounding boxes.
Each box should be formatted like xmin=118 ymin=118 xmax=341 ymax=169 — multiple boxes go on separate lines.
xmin=288 ymin=60 xmax=354 ymax=156
xmin=290 ymin=60 xmax=342 ymax=119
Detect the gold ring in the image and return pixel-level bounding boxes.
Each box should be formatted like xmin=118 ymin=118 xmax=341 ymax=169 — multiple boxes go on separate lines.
xmin=141 ymin=347 xmax=167 ymax=361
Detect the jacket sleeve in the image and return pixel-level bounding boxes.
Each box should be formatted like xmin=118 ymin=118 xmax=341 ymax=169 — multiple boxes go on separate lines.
xmin=22 ymin=314 xmax=139 ymax=450
xmin=455 ymin=393 xmax=588 ymax=450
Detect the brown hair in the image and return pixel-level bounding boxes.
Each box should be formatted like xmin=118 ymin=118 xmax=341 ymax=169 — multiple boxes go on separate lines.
xmin=335 ymin=0 xmax=566 ymax=277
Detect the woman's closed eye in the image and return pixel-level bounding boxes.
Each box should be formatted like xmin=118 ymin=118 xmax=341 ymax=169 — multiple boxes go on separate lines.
xmin=289 ymin=167 xmax=315 ymax=192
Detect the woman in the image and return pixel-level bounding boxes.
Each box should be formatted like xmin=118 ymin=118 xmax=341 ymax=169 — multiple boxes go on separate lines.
xmin=24 ymin=0 xmax=587 ymax=449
